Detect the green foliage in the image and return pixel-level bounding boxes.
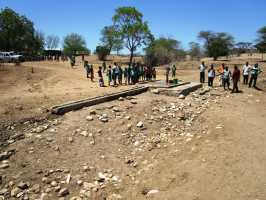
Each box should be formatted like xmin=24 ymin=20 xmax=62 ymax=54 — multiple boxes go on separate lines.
xmin=112 ymin=6 xmax=153 ymax=65
xmin=234 ymin=42 xmax=253 ymax=55
xmin=255 ymin=26 xmax=266 ymax=53
xmin=145 ymin=37 xmax=185 ymax=66
xmin=95 ymin=45 xmax=109 ymax=61
xmin=0 ymin=7 xmax=44 ymax=54
xmin=198 ymin=31 xmax=234 ymax=60
xmin=63 ymin=33 xmax=89 ymax=56
xmin=189 ymin=42 xmax=202 ymax=59
xmin=46 ymin=35 xmax=60 ymax=50
xmin=100 ymin=25 xmax=123 ymax=54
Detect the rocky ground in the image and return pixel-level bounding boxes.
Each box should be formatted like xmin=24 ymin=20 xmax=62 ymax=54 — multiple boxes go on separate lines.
xmin=1 ymin=59 xmax=266 ymax=200
xmin=1 ymin=81 xmax=266 ymax=200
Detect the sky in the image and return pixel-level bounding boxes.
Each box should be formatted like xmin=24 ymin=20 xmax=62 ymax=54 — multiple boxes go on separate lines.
xmin=1 ymin=0 xmax=266 ymax=53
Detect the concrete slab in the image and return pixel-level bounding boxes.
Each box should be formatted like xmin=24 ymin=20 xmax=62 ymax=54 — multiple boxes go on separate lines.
xmin=140 ymin=80 xmax=189 ymax=88
xmin=154 ymin=82 xmax=202 ymax=97
xmin=51 ymin=86 xmax=149 ymax=115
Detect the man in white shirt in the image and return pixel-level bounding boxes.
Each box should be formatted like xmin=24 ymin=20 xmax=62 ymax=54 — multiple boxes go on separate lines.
xmin=242 ymin=62 xmax=251 ymax=85
xmin=199 ymin=61 xmax=206 ymax=83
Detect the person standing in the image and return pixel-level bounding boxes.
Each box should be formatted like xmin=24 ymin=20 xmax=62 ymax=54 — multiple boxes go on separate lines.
xmin=217 ymin=63 xmax=225 ymax=86
xmin=243 ymin=62 xmax=251 ymax=85
xmin=249 ymin=63 xmax=262 ymax=88
xmin=152 ymin=67 xmax=156 ymax=80
xmin=208 ymin=64 xmax=215 ymax=87
xmin=118 ymin=65 xmax=123 ymax=85
xmin=98 ymin=66 xmax=104 ymax=87
xmin=232 ymin=65 xmax=240 ymax=93
xmin=90 ymin=64 xmax=94 ymax=82
xmin=112 ymin=65 xmax=117 ymax=86
xmin=124 ymin=66 xmax=128 ymax=85
xmin=103 ymin=61 xmax=107 ymax=72
xmin=114 ymin=63 xmax=120 ymax=85
xmin=70 ymin=55 xmax=75 ymax=68
xmin=223 ymin=66 xmax=231 ymax=90
xmin=128 ymin=65 xmax=132 ymax=85
xmin=199 ymin=61 xmax=206 ymax=83
xmin=84 ymin=61 xmax=90 ymax=78
xmin=107 ymin=65 xmax=112 ymax=86
xmin=166 ymin=65 xmax=170 ymax=84
xmin=172 ymin=64 xmax=176 ymax=78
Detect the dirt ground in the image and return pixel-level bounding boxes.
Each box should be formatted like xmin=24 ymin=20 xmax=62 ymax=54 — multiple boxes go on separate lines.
xmin=0 ymin=57 xmax=266 ymax=200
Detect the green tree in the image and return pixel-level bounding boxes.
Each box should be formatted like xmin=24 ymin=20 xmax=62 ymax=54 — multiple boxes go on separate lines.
xmin=234 ymin=42 xmax=253 ymax=56
xmin=189 ymin=42 xmax=202 ymax=60
xmin=63 ymin=33 xmax=89 ymax=56
xmin=112 ymin=6 xmax=153 ymax=65
xmin=100 ymin=25 xmax=123 ymax=55
xmin=46 ymin=35 xmax=60 ymax=50
xmin=95 ymin=45 xmax=109 ymax=61
xmin=0 ymin=7 xmax=43 ymax=54
xmin=198 ymin=31 xmax=234 ymax=60
xmin=255 ymin=26 xmax=266 ymax=60
xmin=145 ymin=37 xmax=184 ymax=66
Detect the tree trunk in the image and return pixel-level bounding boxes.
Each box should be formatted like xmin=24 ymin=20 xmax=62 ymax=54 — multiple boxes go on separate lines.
xmin=129 ymin=49 xmax=134 ymax=66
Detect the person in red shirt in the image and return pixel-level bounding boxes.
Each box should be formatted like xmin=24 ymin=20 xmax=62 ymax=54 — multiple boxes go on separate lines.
xmin=232 ymin=65 xmax=240 ymax=93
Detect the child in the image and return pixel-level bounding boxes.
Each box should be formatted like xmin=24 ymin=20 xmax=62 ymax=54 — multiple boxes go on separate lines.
xmin=98 ymin=66 xmax=104 ymax=87
xmin=232 ymin=65 xmax=240 ymax=93
xmin=124 ymin=66 xmax=128 ymax=85
xmin=223 ymin=66 xmax=231 ymax=90
xmin=107 ymin=65 xmax=112 ymax=86
xmin=208 ymin=64 xmax=215 ymax=87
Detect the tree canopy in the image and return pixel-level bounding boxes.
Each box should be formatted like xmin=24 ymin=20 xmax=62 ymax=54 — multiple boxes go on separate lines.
xmin=255 ymin=26 xmax=266 ymax=53
xmin=100 ymin=25 xmax=123 ymax=55
xmin=145 ymin=37 xmax=185 ymax=66
xmin=63 ymin=33 xmax=89 ymax=56
xmin=112 ymin=6 xmax=153 ymax=65
xmin=95 ymin=45 xmax=109 ymax=61
xmin=198 ymin=31 xmax=234 ymax=60
xmin=0 ymin=7 xmax=44 ymax=54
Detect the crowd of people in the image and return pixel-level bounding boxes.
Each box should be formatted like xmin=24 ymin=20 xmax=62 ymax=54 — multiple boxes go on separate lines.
xmin=84 ymin=61 xmax=157 ymax=87
xmin=199 ymin=61 xmax=263 ymax=93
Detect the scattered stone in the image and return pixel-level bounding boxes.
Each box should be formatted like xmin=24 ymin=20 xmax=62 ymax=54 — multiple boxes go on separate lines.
xmin=80 ymin=131 xmax=88 ymax=137
xmin=31 ymin=184 xmax=41 ymax=194
xmin=0 ymin=149 xmax=15 ymax=161
xmin=107 ymin=193 xmax=123 ymax=199
xmin=151 ymin=89 xmax=159 ymax=94
xmin=86 ymin=116 xmax=93 ymax=121
xmin=130 ymin=100 xmax=137 ymax=104
xmin=70 ymin=197 xmax=82 ymax=200
xmin=18 ymin=181 xmax=29 ymax=189
xmin=68 ymin=137 xmax=74 ymax=143
xmin=113 ymin=107 xmax=121 ymax=112
xmin=147 ymin=189 xmax=159 ymax=196
xmin=99 ymin=114 xmax=108 ymax=122
xmin=118 ymin=97 xmax=124 ymax=101
xmin=58 ymin=188 xmax=69 ymax=197
xmin=178 ymin=94 xmax=186 ymax=99
xmin=0 ymin=163 xmax=9 ymax=169
xmin=136 ymin=121 xmax=144 ymax=128
xmin=0 ymin=188 xmax=8 ymax=195
xmin=89 ymin=110 xmax=96 ymax=115
xmin=66 ymin=174 xmax=71 ymax=184
xmin=51 ymin=181 xmax=58 ymax=187
xmin=11 ymin=187 xmax=21 ymax=197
